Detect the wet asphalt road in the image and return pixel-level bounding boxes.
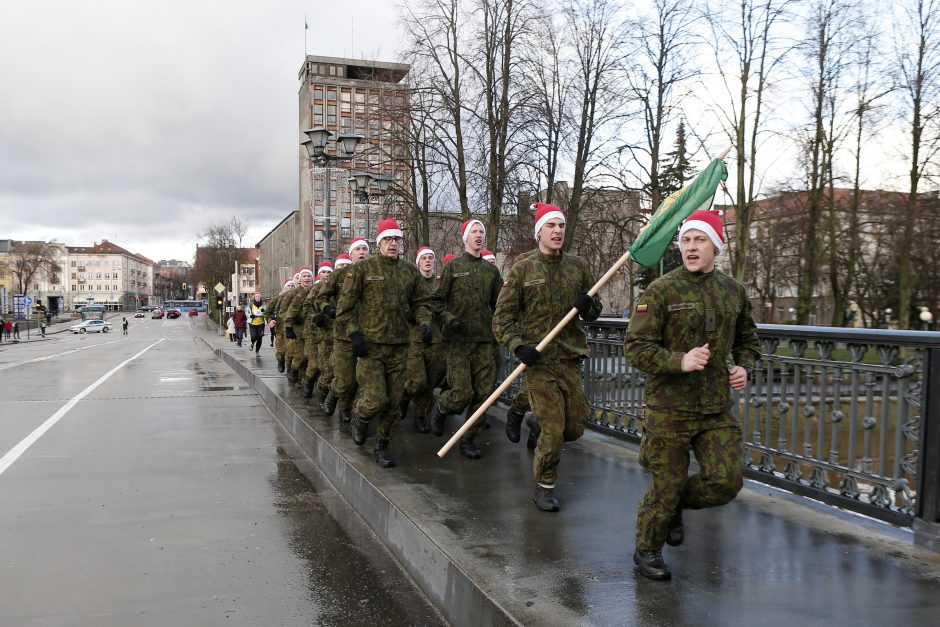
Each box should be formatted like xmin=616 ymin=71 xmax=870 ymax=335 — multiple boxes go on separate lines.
xmin=0 ymin=317 xmax=444 ymax=626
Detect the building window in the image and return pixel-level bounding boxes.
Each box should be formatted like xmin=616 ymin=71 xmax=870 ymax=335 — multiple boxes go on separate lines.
xmin=327 ymin=88 xmax=336 ymax=100
xmin=71 ymin=272 xmax=77 ymax=279
xmin=113 ymin=285 xmax=118 ymax=291
xmin=71 ymin=260 xmax=76 ymax=267
xmin=329 ymin=65 xmax=336 ymax=76
xmin=314 ymin=87 xmax=323 ymax=99
xmin=314 ymin=114 xmax=323 ymax=125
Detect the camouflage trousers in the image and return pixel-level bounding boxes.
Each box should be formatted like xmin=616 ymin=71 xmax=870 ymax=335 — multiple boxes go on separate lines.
xmin=302 ymin=333 xmax=319 ymax=383
xmin=316 ymin=335 xmax=334 ymax=395
xmin=635 ymin=407 xmax=744 ymax=551
xmin=404 ymin=341 xmax=444 ymax=420
xmin=527 ymin=360 xmax=589 ymax=485
xmin=274 ymin=325 xmax=287 ymax=365
xmin=330 ymin=339 xmax=358 ymax=412
xmin=510 ymin=380 xmax=531 ymax=414
xmin=354 ymin=343 xmax=408 ymax=441
xmin=438 ymin=342 xmax=497 ymax=438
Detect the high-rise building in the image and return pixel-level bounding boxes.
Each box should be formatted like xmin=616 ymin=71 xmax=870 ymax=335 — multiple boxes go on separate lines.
xmin=297 ymin=55 xmax=410 ymax=264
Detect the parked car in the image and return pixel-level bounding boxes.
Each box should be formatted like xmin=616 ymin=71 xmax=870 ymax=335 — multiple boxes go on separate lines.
xmin=151 ymin=308 xmax=164 ymax=319
xmin=69 ymin=319 xmax=114 ymax=334
xmin=166 ymin=308 xmax=182 ymax=319
xmin=188 ymin=309 xmax=199 ymax=317
xmin=134 ymin=310 xmax=146 ymax=318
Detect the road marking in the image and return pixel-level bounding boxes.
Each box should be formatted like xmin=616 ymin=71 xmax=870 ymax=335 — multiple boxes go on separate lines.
xmin=0 ymin=339 xmax=125 ymax=371
xmin=0 ymin=338 xmax=165 ymax=476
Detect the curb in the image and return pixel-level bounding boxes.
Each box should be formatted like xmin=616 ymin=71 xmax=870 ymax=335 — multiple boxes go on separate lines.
xmin=199 ymin=337 xmax=520 ymax=627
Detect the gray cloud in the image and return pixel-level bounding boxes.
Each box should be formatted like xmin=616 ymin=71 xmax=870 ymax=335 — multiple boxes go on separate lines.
xmin=0 ymin=0 xmax=399 ymax=261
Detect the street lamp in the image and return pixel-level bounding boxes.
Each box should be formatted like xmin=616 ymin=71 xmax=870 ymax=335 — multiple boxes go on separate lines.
xmin=788 ymin=307 xmax=797 ymax=322
xmin=884 ymin=307 xmax=893 ymax=328
xmin=919 ymin=307 xmax=933 ymax=331
xmin=348 ymin=172 xmax=394 ymax=238
xmin=302 ymin=128 xmax=363 ymax=261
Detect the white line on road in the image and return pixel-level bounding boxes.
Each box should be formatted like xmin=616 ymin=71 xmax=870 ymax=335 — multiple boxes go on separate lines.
xmin=0 ymin=339 xmax=125 ymax=371
xmin=0 ymin=338 xmax=165 ymax=476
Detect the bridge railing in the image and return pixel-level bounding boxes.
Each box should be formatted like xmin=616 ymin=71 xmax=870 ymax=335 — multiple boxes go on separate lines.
xmin=497 ymin=321 xmax=940 ymax=548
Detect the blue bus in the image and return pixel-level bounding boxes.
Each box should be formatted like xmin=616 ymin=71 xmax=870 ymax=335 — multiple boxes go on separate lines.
xmin=162 ymin=299 xmax=207 ymax=313
xmin=80 ymin=304 xmax=106 ymax=321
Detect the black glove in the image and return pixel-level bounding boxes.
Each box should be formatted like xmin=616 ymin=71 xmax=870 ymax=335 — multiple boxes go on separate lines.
xmin=448 ymin=319 xmax=465 ymax=334
xmin=313 ymin=313 xmax=328 ymax=327
xmin=404 ymin=308 xmax=417 ymax=324
xmin=573 ymin=292 xmax=594 ymax=316
xmin=420 ymin=324 xmax=433 ymax=346
xmin=350 ymin=331 xmax=369 ymax=357
xmin=325 ymin=304 xmax=336 ymax=319
xmin=285 ymin=327 xmax=296 ymax=340
xmin=514 ymin=344 xmax=541 ymax=366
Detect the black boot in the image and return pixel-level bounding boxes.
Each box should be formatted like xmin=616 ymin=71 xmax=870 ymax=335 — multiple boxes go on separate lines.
xmin=320 ymin=390 xmax=338 ymax=416
xmin=633 ymin=548 xmax=672 ymax=581
xmin=430 ymin=406 xmax=448 ymax=437
xmin=505 ymin=407 xmax=524 ymax=443
xmin=399 ymin=398 xmax=411 ymax=421
xmin=533 ymin=485 xmax=560 ymax=512
xmin=373 ymin=437 xmax=396 ymax=468
xmin=414 ymin=412 xmax=431 ymax=434
xmin=525 ymin=414 xmax=541 ymax=452
xmin=339 ymin=408 xmax=352 ymax=424
xmin=350 ymin=414 xmax=368 ymax=445
xmin=287 ymin=368 xmax=298 ymax=383
xmin=666 ymin=509 xmax=684 ymax=547
xmin=459 ymin=436 xmax=482 ymax=460
xmin=301 ymin=377 xmax=315 ymax=398
xmin=277 ymin=360 xmax=285 ymax=373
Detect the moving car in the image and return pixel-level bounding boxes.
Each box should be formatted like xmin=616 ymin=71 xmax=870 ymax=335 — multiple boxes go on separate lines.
xmin=165 ymin=308 xmax=182 ymax=319
xmin=134 ymin=310 xmax=146 ymax=318
xmin=188 ymin=309 xmax=199 ymax=317
xmin=69 ymin=319 xmax=113 ymax=334
xmin=151 ymin=308 xmax=164 ymax=319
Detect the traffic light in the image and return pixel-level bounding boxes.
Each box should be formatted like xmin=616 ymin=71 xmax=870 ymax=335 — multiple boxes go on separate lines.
xmin=215 ymin=296 xmax=224 ymax=307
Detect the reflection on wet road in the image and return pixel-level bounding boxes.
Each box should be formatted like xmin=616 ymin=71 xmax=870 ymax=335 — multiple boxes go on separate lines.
xmin=0 ymin=317 xmax=443 ymax=625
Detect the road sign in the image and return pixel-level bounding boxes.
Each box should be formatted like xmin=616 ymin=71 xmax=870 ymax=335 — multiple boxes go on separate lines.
xmin=225 ymin=306 xmax=235 ymax=313
xmin=14 ymin=295 xmax=32 ymax=306
xmin=214 ymin=282 xmax=225 ymax=294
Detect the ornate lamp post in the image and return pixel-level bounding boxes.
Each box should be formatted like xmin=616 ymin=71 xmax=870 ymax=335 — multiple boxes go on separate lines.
xmin=301 ymin=128 xmax=363 ymax=261
xmin=348 ymin=172 xmax=392 ymax=238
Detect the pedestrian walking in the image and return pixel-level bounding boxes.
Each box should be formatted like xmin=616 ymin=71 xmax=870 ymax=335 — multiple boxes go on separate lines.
xmin=232 ymin=307 xmax=247 ymax=347
xmin=429 ymin=219 xmax=503 ymax=459
xmin=493 ymin=202 xmax=603 ymax=512
xmin=247 ymin=292 xmax=266 ymax=353
xmin=39 ymin=318 xmax=47 ymax=337
xmin=336 ymin=219 xmax=434 ymax=467
xmin=3 ymin=318 xmax=11 ymax=340
xmin=226 ymin=315 xmax=236 ymax=342
xmin=624 ymin=209 xmax=760 ymax=581
xmin=122 ymin=317 xmax=129 ymax=335
xmin=13 ymin=319 xmax=20 ymax=339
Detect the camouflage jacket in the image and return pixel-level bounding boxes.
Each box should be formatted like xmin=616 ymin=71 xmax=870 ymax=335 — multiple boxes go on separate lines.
xmin=265 ymin=291 xmax=286 ymax=323
xmin=624 ymin=266 xmax=760 ymax=413
xmin=313 ymin=266 xmax=353 ymax=341
xmin=279 ymin=287 xmax=308 ymax=334
xmin=410 ymin=273 xmax=441 ymax=345
xmin=434 ymin=252 xmax=502 ymax=344
xmin=493 ymin=250 xmax=602 ymax=363
xmin=336 ymin=254 xmax=433 ymax=345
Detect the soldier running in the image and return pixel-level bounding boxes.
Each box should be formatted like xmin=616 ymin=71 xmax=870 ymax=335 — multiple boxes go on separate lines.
xmin=336 ymin=219 xmax=433 ymax=467
xmin=493 ymin=202 xmax=602 ymax=512
xmin=284 ymin=266 xmax=315 ymax=385
xmin=430 ymin=220 xmax=503 ymax=459
xmin=402 ymin=246 xmax=443 ymax=434
xmin=268 ymin=277 xmax=296 ymax=372
xmin=624 ymin=209 xmax=760 ymax=581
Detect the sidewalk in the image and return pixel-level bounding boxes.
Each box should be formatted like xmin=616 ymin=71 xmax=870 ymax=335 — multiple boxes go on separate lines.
xmin=199 ymin=328 xmax=940 ymax=627
xmin=0 ymin=311 xmax=126 ymax=344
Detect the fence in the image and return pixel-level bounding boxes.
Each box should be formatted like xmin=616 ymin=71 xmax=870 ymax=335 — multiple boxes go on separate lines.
xmin=498 ymin=321 xmax=940 ymax=540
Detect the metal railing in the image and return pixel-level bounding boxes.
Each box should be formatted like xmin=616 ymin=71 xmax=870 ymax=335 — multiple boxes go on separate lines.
xmin=498 ymin=321 xmax=940 ymax=530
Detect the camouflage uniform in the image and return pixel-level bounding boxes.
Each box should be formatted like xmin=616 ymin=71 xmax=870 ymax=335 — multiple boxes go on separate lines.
xmin=493 ymin=250 xmax=602 ymax=485
xmin=404 ymin=273 xmax=444 ymax=423
xmin=336 ymin=254 xmax=433 ymax=442
xmin=300 ymin=283 xmax=322 ymax=391
xmin=283 ymin=285 xmax=312 ymax=377
xmin=315 ymin=265 xmax=356 ymax=412
xmin=434 ymin=253 xmax=503 ymax=438
xmin=267 ymin=291 xmax=289 ymax=369
xmin=624 ymin=265 xmax=760 ymax=551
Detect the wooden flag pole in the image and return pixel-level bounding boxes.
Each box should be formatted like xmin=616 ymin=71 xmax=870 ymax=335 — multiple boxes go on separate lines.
xmin=437 ymin=249 xmax=633 ymax=458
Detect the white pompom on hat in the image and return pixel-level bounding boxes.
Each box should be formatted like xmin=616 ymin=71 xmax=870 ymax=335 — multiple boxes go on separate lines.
xmin=678 ymin=209 xmax=726 ymax=254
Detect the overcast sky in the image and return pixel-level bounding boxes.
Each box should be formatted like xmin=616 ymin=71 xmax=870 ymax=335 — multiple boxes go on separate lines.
xmin=0 ymin=1 xmax=401 ymax=262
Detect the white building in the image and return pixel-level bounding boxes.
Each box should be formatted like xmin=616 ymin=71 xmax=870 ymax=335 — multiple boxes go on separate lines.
xmin=64 ymin=240 xmax=155 ymax=310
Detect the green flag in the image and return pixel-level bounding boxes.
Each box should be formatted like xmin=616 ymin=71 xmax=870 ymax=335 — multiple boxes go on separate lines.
xmin=629 ymin=157 xmax=728 ymax=268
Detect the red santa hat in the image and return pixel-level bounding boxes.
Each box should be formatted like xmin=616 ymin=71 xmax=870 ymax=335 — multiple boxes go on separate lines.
xmin=283 ymin=278 xmax=295 ymax=289
xmin=334 ymin=253 xmax=352 ymax=268
xmin=482 ymin=249 xmax=496 ymax=262
xmin=532 ymin=202 xmax=565 ymax=240
xmin=442 ymin=253 xmax=456 ymax=266
xmin=415 ymin=246 xmax=435 ymax=265
xmin=376 ymin=218 xmax=403 ymax=245
xmin=461 ymin=218 xmax=485 ymax=243
xmin=678 ymin=209 xmax=726 ymax=254
xmin=348 ymin=237 xmax=369 ymax=255
xmin=298 ymin=266 xmax=314 ymax=277
xmin=317 ymin=260 xmax=333 ymax=274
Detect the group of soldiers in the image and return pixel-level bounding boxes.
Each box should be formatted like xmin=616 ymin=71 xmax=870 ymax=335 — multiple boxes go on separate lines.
xmin=258 ymin=203 xmax=760 ymax=582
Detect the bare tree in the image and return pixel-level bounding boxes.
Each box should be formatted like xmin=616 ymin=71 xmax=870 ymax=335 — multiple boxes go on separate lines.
xmin=191 ymin=218 xmax=252 ymax=311
xmin=2 ymin=241 xmax=62 ymax=296
xmin=894 ymin=0 xmax=940 ymax=328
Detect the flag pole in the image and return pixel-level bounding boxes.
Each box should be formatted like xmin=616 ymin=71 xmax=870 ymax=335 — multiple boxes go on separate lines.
xmin=436 ymin=147 xmax=730 ymax=458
